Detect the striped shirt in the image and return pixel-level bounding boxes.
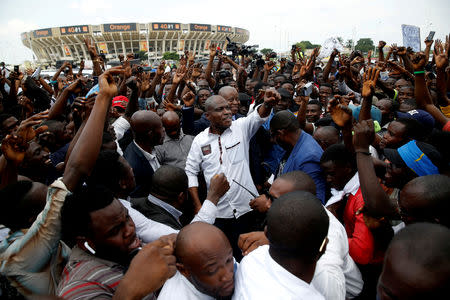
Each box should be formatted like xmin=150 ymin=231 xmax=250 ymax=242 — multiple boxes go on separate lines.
xmin=57 ymin=246 xmax=154 ymax=300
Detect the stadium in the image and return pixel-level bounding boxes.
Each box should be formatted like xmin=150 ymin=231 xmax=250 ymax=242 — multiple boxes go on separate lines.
xmin=20 ymin=22 xmax=250 ymax=65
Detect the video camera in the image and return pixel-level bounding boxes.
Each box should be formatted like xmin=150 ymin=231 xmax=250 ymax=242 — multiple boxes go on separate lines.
xmin=225 ymin=37 xmax=258 ymax=58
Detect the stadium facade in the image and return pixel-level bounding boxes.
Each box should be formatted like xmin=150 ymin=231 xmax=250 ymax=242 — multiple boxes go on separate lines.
xmin=21 ymin=22 xmax=250 ymax=65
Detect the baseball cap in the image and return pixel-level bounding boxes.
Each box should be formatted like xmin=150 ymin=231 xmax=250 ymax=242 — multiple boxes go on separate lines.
xmin=384 ymin=140 xmax=442 ymax=176
xmin=112 ymin=95 xmax=129 ymax=109
xmin=396 ymin=109 xmax=435 ymax=133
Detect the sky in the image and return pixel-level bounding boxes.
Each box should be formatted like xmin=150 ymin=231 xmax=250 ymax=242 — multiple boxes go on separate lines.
xmin=0 ymin=0 xmax=449 ymax=64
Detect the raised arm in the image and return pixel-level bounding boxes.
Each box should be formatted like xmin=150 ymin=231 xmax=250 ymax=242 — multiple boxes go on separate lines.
xmin=323 ymin=49 xmax=339 ymax=83
xmin=412 ymin=52 xmax=448 ymax=127
xmin=62 ymin=67 xmax=124 ymax=191
xmin=48 ymin=78 xmax=86 ymax=120
xmin=359 ymin=67 xmax=380 ymax=122
xmin=434 ymin=39 xmax=450 ymax=107
xmin=353 ymin=120 xmax=398 ymax=218
xmin=377 ymin=41 xmax=386 ymax=62
xmin=205 ymin=43 xmax=217 ymax=89
xmin=84 ymin=38 xmax=103 ymax=77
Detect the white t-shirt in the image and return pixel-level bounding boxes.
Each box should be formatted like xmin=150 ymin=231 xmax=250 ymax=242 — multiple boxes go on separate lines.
xmin=233 ymin=245 xmax=324 ymax=300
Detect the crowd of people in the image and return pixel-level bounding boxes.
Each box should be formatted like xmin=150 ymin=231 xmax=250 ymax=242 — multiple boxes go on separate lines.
xmin=0 ymin=34 xmax=449 ymax=300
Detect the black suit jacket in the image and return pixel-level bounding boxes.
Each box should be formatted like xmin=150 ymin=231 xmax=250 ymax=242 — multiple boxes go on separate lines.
xmin=123 ymin=142 xmax=154 ymax=198
xmin=130 ymin=196 xmax=182 ymax=230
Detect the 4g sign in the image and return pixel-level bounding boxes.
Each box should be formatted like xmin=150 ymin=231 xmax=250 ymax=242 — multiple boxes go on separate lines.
xmin=60 ymin=25 xmax=89 ymax=35
xmin=152 ymin=23 xmax=181 ymax=31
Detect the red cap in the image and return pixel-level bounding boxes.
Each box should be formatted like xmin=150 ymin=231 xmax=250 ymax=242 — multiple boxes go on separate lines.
xmin=112 ymin=95 xmax=129 ymax=109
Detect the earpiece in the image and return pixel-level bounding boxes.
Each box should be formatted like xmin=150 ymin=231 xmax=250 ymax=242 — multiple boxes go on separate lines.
xmin=84 ymin=241 xmax=96 ymax=255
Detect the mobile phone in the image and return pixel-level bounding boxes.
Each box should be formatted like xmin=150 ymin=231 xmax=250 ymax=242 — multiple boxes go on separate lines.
xmin=426 ymin=31 xmax=435 ymax=41
xmin=14 ymin=65 xmax=19 ymax=73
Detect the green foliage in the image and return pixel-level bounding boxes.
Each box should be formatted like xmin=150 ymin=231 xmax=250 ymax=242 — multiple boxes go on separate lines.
xmin=260 ymin=48 xmax=274 ymax=55
xmin=138 ymin=50 xmax=148 ymax=61
xmin=354 ymin=38 xmax=375 ymax=53
xmin=336 ymin=37 xmax=344 ymax=44
xmin=295 ymin=41 xmax=320 ymax=50
xmin=162 ymin=52 xmax=180 ymax=60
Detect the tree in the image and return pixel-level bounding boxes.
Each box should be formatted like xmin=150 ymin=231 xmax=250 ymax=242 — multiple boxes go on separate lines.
xmin=345 ymin=39 xmax=353 ymax=49
xmin=295 ymin=41 xmax=320 ymax=50
xmin=337 ymin=37 xmax=344 ymax=44
xmin=355 ymin=38 xmax=375 ymax=53
xmin=260 ymin=48 xmax=274 ymax=55
xmin=162 ymin=52 xmax=179 ymax=61
xmin=138 ymin=50 xmax=148 ymax=61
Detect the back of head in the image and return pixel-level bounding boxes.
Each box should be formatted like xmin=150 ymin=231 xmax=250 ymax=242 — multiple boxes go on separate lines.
xmin=130 ymin=110 xmax=161 ymax=139
xmin=61 ymin=184 xmax=115 ymax=246
xmin=150 ymin=165 xmax=188 ymax=200
xmin=320 ymin=143 xmax=356 ymax=170
xmin=270 ymin=110 xmax=299 ymax=132
xmin=88 ymin=150 xmax=128 ymax=194
xmin=278 ymin=171 xmax=316 ymax=195
xmin=378 ymin=223 xmax=450 ymax=300
xmin=401 ymin=175 xmax=450 ymax=227
xmin=0 ymin=181 xmax=36 ymax=231
xmin=266 ymin=191 xmax=329 ymax=262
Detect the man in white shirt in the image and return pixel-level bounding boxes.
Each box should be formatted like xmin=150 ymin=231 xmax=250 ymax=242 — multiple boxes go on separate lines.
xmin=185 ymin=90 xmax=280 ymax=258
xmin=240 ymin=171 xmax=363 ymax=299
xmin=124 ymin=110 xmax=165 ymax=197
xmin=233 ymin=191 xmax=329 ymax=300
xmin=158 ymin=222 xmax=235 ymax=300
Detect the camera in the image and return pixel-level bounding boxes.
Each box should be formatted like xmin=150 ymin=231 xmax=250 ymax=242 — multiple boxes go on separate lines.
xmin=218 ymin=70 xmax=232 ymax=79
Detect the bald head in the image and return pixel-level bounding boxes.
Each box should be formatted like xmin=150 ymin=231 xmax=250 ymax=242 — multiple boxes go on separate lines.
xmin=175 ymin=222 xmax=234 ymax=298
xmin=218 ymin=86 xmax=238 ymax=98
xmin=205 ymin=95 xmax=227 ymax=112
xmin=378 ymin=223 xmax=450 ymax=300
xmin=276 ymin=171 xmax=316 ymax=195
xmin=161 ymin=111 xmax=180 ymax=139
xmin=130 ymin=110 xmax=164 ymax=146
xmin=266 ymin=191 xmax=328 ymax=262
xmin=313 ymin=126 xmax=340 ymax=150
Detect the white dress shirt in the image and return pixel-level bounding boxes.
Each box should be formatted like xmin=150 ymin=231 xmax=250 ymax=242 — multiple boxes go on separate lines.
xmin=120 ymin=200 xmax=177 ymax=242
xmin=147 ymin=194 xmax=220 ymax=225
xmin=120 ymin=197 xmax=220 ymax=244
xmin=133 ymin=141 xmax=161 ymax=172
xmin=112 ymin=116 xmax=130 ymax=155
xmin=312 ymin=210 xmax=363 ymax=300
xmin=185 ymin=107 xmax=268 ymax=219
xmin=233 ymin=245 xmax=324 ymax=300
xmin=158 ymin=271 xmax=215 ymax=300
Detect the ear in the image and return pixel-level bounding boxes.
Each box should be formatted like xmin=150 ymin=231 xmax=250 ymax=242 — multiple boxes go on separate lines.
xmin=177 ymin=192 xmax=185 ymax=206
xmin=118 ymin=177 xmax=127 ymax=191
xmin=176 ymin=262 xmax=189 ymax=277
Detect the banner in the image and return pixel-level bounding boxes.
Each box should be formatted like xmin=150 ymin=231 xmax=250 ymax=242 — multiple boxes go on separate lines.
xmin=60 ymin=25 xmax=89 ymax=35
xmin=140 ymin=41 xmax=148 ymax=52
xmin=152 ymin=23 xmax=181 ymax=31
xmin=103 ymin=23 xmax=137 ymax=32
xmin=178 ymin=40 xmax=185 ymax=51
xmin=63 ymin=45 xmax=71 ymax=56
xmin=401 ymin=24 xmax=421 ymax=52
xmin=33 ymin=28 xmax=52 ymax=38
xmin=318 ymin=37 xmax=344 ymax=59
xmin=204 ymin=40 xmax=211 ymax=50
xmin=217 ymin=25 xmax=232 ymax=33
xmin=190 ymin=24 xmax=211 ymax=32
xmin=98 ymin=42 xmax=108 ymax=54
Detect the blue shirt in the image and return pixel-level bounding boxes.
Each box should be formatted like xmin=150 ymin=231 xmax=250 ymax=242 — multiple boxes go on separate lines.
xmin=282 ymin=131 xmax=327 ymax=203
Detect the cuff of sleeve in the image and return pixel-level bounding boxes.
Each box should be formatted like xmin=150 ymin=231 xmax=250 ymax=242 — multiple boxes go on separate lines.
xmin=253 ymin=104 xmax=270 ymax=121
xmin=188 ymin=175 xmax=199 ymax=187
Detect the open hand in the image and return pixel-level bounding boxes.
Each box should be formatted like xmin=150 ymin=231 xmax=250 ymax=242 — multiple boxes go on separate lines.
xmin=328 ymin=96 xmax=353 ymax=127
xmin=362 ymin=67 xmax=380 ymax=98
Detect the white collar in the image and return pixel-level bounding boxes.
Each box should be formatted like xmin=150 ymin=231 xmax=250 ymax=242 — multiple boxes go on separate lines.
xmin=134 ymin=141 xmax=157 ymax=161
xmin=147 ymin=194 xmax=182 ymax=221
xmin=325 ymin=172 xmax=360 ymax=207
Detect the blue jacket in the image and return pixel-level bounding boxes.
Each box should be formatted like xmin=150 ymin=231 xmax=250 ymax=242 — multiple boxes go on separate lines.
xmin=282 ymin=131 xmax=327 ymax=203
